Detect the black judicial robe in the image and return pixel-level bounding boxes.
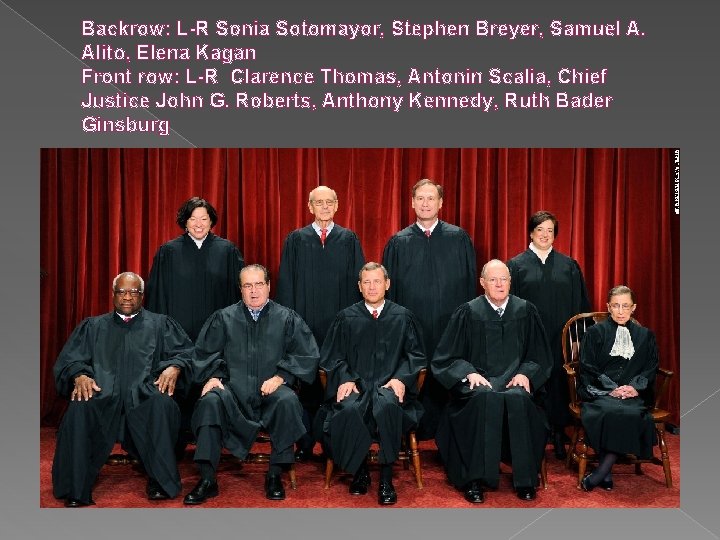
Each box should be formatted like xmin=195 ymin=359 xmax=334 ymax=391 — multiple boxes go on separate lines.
xmin=382 ymin=220 xmax=477 ymax=438
xmin=276 ymin=224 xmax=365 ymax=347
xmin=146 ymin=232 xmax=244 ymax=342
xmin=52 ymin=310 xmax=194 ymax=503
xmin=432 ymin=295 xmax=552 ymax=489
xmin=578 ymin=319 xmax=658 ymax=459
xmin=317 ymin=301 xmax=425 ymax=474
xmin=508 ymin=248 xmax=590 ymax=426
xmin=191 ymin=301 xmax=320 ymax=459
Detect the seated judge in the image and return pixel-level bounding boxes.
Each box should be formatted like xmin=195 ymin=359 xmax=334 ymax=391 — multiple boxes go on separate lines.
xmin=578 ymin=285 xmax=659 ymax=492
xmin=317 ymin=262 xmax=425 ymax=505
xmin=52 ymin=272 xmax=194 ymax=507
xmin=184 ymin=264 xmax=320 ymax=504
xmin=432 ymin=259 xmax=552 ymax=503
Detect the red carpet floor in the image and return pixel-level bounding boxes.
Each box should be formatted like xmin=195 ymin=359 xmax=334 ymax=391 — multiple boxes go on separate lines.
xmin=40 ymin=426 xmax=679 ymax=508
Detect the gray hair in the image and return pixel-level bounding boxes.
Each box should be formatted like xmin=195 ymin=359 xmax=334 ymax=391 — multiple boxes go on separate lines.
xmin=480 ymin=259 xmax=509 ymax=279
xmin=359 ymin=262 xmax=389 ymax=281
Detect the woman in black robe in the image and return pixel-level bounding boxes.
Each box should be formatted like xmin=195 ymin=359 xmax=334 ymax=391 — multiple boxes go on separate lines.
xmin=508 ymin=210 xmax=590 ymax=459
xmin=577 ymin=285 xmax=659 ymax=491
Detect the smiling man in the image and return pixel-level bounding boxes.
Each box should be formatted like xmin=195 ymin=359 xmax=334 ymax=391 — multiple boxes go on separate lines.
xmin=185 ymin=264 xmax=319 ymax=503
xmin=431 ymin=259 xmax=552 ymax=504
xmin=382 ymin=178 xmax=477 ymax=441
xmin=52 ymin=272 xmax=194 ymax=507
xmin=317 ymin=262 xmax=425 ymax=505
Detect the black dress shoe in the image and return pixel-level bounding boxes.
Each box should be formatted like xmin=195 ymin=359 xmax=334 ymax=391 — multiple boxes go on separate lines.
xmin=146 ymin=478 xmax=171 ymax=500
xmin=265 ymin=473 xmax=286 ymax=501
xmin=516 ymin=487 xmax=536 ymax=501
xmin=183 ymin=478 xmax=219 ymax=505
xmin=377 ymin=480 xmax=397 ymax=505
xmin=580 ymin=473 xmax=594 ymax=492
xmin=349 ymin=470 xmax=371 ymax=495
xmin=463 ymin=481 xmax=484 ymax=504
xmin=64 ymin=498 xmax=94 ymax=508
xmin=599 ymin=478 xmax=614 ymax=491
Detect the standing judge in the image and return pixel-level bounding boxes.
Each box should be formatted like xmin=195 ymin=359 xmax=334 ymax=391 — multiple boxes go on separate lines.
xmin=318 ymin=262 xmax=425 ymax=505
xmin=184 ymin=264 xmax=320 ymax=504
xmin=432 ymin=260 xmax=552 ymax=503
xmin=52 ymin=272 xmax=194 ymax=507
xmin=578 ymin=285 xmax=659 ymax=492
xmin=507 ymin=210 xmax=590 ymax=459
xmin=146 ymin=196 xmax=244 ymax=342
xmin=276 ymin=185 xmax=365 ymax=460
xmin=382 ymin=179 xmax=477 ymax=439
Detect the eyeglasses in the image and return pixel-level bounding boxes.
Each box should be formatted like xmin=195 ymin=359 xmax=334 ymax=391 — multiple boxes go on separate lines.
xmin=241 ymin=282 xmax=267 ymax=290
xmin=311 ymin=199 xmax=337 ymax=207
xmin=485 ymin=277 xmax=509 ymax=284
xmin=609 ymin=303 xmax=634 ymax=311
xmin=114 ymin=288 xmax=143 ymax=297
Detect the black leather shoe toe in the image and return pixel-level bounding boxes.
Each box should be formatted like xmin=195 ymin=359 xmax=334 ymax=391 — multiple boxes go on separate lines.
xmin=377 ymin=480 xmax=397 ymax=505
xmin=64 ymin=497 xmax=94 ymax=508
xmin=265 ymin=473 xmax=286 ymax=501
xmin=349 ymin=471 xmax=371 ymax=495
xmin=183 ymin=478 xmax=218 ymax=505
xmin=516 ymin=487 xmax=536 ymax=501
xmin=463 ymin=481 xmax=484 ymax=504
xmin=146 ymin=478 xmax=171 ymax=500
xmin=580 ymin=474 xmax=594 ymax=492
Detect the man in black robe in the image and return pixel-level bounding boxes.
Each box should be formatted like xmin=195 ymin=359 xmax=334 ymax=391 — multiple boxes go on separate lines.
xmin=276 ymin=185 xmax=365 ymax=460
xmin=52 ymin=272 xmax=194 ymax=507
xmin=318 ymin=262 xmax=425 ymax=505
xmin=184 ymin=264 xmax=320 ymax=504
xmin=432 ymin=260 xmax=552 ymax=503
xmin=382 ymin=179 xmax=477 ymax=440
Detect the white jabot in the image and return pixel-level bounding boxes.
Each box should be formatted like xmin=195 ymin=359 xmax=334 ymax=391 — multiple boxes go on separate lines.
xmin=191 ymin=234 xmax=208 ymax=248
xmin=529 ymin=242 xmax=553 ymax=264
xmin=609 ymin=325 xmax=635 ymax=359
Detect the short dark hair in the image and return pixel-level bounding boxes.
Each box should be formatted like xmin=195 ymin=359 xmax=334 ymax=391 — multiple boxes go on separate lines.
xmin=412 ymin=179 xmax=444 ymax=199
xmin=528 ymin=210 xmax=559 ymax=236
xmin=176 ymin=197 xmax=218 ymax=229
xmin=240 ymin=264 xmax=270 ymax=284
xmin=359 ymin=262 xmax=389 ymax=281
xmin=607 ymin=285 xmax=636 ymax=304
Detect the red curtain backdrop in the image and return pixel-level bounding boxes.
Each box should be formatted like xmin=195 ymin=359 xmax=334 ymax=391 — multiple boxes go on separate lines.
xmin=40 ymin=148 xmax=679 ymax=425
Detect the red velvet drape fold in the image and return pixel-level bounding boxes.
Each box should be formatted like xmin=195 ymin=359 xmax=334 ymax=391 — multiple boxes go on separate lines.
xmin=41 ymin=148 xmax=679 ymax=425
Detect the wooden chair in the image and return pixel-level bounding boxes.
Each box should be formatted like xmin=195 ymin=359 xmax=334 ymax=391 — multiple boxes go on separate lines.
xmin=562 ymin=312 xmax=674 ymax=488
xmin=318 ymin=368 xmax=426 ymax=489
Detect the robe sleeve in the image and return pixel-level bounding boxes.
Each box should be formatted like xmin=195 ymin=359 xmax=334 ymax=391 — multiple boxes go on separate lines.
xmin=145 ymin=247 xmax=168 ymax=314
xmin=516 ymin=304 xmax=553 ymax=391
xmin=628 ymin=330 xmax=659 ymax=405
xmin=431 ymin=304 xmax=477 ymax=389
xmin=155 ymin=316 xmax=195 ymax=393
xmin=578 ymin=324 xmax=608 ymax=401
xmin=192 ymin=310 xmax=230 ymax=384
xmin=381 ymin=237 xmax=399 ymax=302
xmin=571 ymin=259 xmax=591 ymax=313
xmin=319 ymin=312 xmax=361 ymax=398
xmin=227 ymin=244 xmax=244 ymax=305
xmin=390 ymin=311 xmax=426 ymax=391
xmin=348 ymin=233 xmax=365 ymax=302
xmin=53 ymin=318 xmax=97 ymax=397
xmin=275 ymin=233 xmax=296 ymax=309
xmin=277 ymin=311 xmax=320 ymax=386
xmin=461 ymin=231 xmax=478 ymax=300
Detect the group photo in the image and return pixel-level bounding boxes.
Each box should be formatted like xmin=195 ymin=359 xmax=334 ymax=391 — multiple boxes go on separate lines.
xmin=39 ymin=147 xmax=679 ymax=508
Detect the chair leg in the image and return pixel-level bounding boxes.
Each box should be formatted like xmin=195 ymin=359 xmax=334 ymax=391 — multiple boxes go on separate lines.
xmin=288 ymin=463 xmax=297 ymax=490
xmin=567 ymin=425 xmax=580 ymax=469
xmin=540 ymin=457 xmax=548 ymax=489
xmin=576 ymin=428 xmax=588 ymax=487
xmin=324 ymin=458 xmax=334 ymax=489
xmin=656 ymin=425 xmax=673 ymax=488
xmin=407 ymin=431 xmax=423 ymax=489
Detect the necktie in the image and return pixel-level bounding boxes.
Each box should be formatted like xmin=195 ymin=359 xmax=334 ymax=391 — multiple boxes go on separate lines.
xmin=123 ymin=316 xmax=131 ymax=323
xmin=372 ymin=309 xmax=378 ymax=319
xmin=425 ymin=229 xmax=431 ymax=238
xmin=321 ymin=228 xmax=327 ymax=246
xmin=251 ymin=310 xmax=260 ymax=322
xmin=496 ymin=307 xmax=504 ymax=317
